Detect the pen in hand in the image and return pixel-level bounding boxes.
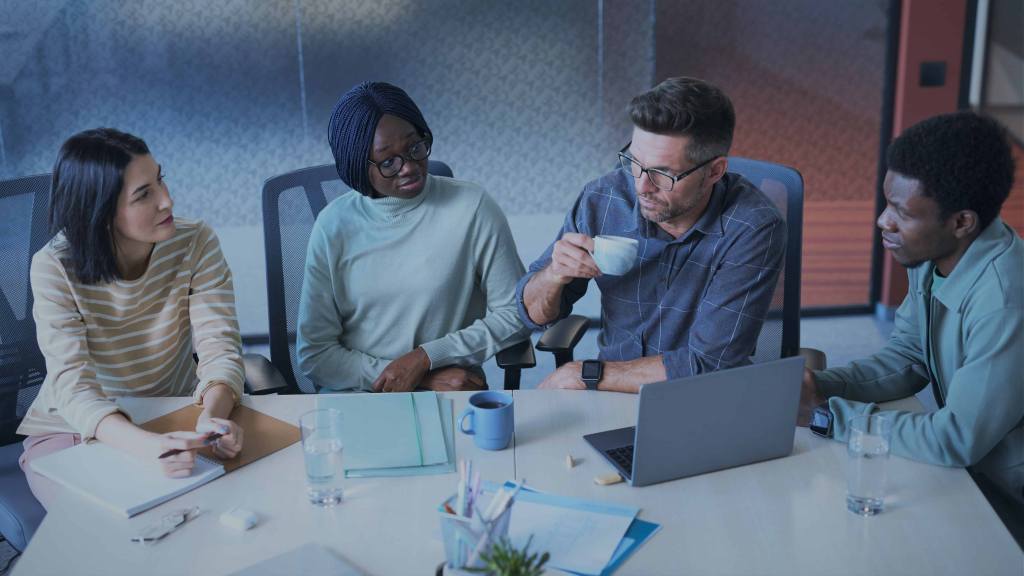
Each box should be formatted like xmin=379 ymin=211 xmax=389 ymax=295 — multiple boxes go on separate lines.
xmin=158 ymin=432 xmax=224 ymax=459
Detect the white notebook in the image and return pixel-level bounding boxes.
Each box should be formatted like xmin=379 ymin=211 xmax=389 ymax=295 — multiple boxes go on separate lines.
xmin=30 ymin=441 xmax=224 ymax=517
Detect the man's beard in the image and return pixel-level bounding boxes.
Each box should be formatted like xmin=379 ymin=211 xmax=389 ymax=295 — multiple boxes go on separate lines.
xmin=640 ymin=202 xmax=677 ymax=223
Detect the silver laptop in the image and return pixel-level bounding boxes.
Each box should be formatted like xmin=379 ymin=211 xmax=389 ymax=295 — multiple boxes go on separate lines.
xmin=584 ymin=356 xmax=805 ymax=487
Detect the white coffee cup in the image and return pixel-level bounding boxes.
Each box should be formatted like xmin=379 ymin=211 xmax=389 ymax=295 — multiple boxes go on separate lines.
xmin=591 ymin=235 xmax=639 ymax=275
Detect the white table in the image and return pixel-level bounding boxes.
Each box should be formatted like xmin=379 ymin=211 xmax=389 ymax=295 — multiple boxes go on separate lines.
xmin=14 ymin=393 xmax=513 ymax=576
xmin=14 ymin=392 xmax=1024 ymax=575
xmin=513 ymin=390 xmax=1023 ymax=575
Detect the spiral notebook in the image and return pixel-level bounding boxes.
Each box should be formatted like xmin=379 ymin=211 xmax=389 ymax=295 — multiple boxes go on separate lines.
xmin=30 ymin=441 xmax=224 ymax=517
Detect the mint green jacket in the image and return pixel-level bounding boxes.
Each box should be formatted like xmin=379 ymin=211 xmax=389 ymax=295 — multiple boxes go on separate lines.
xmin=816 ymin=218 xmax=1023 ymax=505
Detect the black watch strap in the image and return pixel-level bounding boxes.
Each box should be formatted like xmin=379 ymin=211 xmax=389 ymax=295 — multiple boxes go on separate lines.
xmin=809 ymin=401 xmax=834 ymax=438
xmin=581 ymin=360 xmax=603 ymax=390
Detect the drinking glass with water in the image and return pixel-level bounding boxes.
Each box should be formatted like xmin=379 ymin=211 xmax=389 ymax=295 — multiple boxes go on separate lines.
xmin=300 ymin=409 xmax=344 ymax=506
xmin=846 ymin=413 xmax=891 ymax=516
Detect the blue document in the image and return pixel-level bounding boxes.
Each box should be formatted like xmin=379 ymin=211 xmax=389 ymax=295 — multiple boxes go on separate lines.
xmin=495 ymin=481 xmax=661 ymax=576
xmin=573 ymin=519 xmax=661 ymax=576
xmin=317 ymin=392 xmax=448 ymax=471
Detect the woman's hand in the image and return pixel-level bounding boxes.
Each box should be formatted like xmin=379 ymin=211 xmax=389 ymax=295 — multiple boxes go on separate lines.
xmin=419 ymin=367 xmax=487 ymax=392
xmin=155 ymin=431 xmax=210 ymax=477
xmin=196 ymin=383 xmax=243 ymax=459
xmin=96 ymin=413 xmax=211 ymax=476
xmin=372 ymin=348 xmax=431 ymax=393
xmin=196 ymin=416 xmax=244 ymax=459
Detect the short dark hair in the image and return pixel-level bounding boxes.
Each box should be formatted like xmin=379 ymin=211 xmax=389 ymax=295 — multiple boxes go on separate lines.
xmin=49 ymin=128 xmax=150 ymax=284
xmin=327 ymin=81 xmax=431 ymax=197
xmin=628 ymin=77 xmax=735 ymax=163
xmin=887 ymin=112 xmax=1015 ymax=230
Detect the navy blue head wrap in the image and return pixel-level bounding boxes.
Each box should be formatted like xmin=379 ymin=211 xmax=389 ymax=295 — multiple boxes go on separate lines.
xmin=327 ymin=81 xmax=431 ymax=197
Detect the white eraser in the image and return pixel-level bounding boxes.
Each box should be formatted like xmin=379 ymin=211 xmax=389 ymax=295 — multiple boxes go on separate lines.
xmin=220 ymin=507 xmax=258 ymax=531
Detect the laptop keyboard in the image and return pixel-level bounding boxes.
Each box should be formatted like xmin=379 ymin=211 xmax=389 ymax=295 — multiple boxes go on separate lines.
xmin=605 ymin=445 xmax=634 ymax=471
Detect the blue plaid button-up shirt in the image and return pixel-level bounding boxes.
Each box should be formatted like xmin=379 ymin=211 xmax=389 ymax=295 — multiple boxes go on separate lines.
xmin=516 ymin=169 xmax=786 ymax=379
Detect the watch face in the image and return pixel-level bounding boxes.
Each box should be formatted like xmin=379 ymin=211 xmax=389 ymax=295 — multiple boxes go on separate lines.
xmin=809 ymin=405 xmax=832 ymax=437
xmin=810 ymin=409 xmax=830 ymax=431
xmin=581 ymin=361 xmax=601 ymax=380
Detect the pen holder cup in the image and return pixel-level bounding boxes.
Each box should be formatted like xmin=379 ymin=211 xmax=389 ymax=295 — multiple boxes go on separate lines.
xmin=438 ymin=493 xmax=513 ymax=572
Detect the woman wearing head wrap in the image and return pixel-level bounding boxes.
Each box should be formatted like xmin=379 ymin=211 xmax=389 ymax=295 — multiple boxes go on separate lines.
xmin=297 ymin=82 xmax=529 ymax=392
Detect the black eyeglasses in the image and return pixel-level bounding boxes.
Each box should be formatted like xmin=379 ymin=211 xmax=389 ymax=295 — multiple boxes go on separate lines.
xmin=618 ymin=143 xmax=717 ymax=191
xmin=368 ymin=137 xmax=432 ymax=178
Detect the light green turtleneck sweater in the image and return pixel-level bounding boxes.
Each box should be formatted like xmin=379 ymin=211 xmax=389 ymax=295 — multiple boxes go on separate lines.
xmin=297 ymin=175 xmax=529 ymax=391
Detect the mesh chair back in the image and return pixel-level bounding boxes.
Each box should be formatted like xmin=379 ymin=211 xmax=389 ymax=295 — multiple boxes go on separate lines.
xmin=0 ymin=174 xmax=52 ymax=445
xmin=262 ymin=161 xmax=453 ymax=393
xmin=727 ymin=157 xmax=803 ymax=362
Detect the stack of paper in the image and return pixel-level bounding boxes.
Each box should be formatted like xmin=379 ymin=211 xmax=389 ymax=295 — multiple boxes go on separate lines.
xmin=494 ymin=481 xmax=661 ymax=576
xmin=317 ymin=392 xmax=454 ymax=477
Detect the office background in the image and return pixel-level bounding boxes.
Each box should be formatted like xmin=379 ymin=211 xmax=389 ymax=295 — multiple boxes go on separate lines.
xmin=0 ymin=0 xmax=1020 ymax=340
xmin=2 ymin=2 xmax=1023 ymax=570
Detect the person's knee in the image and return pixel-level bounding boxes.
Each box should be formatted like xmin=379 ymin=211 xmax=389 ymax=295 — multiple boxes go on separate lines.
xmin=19 ymin=433 xmax=82 ymax=510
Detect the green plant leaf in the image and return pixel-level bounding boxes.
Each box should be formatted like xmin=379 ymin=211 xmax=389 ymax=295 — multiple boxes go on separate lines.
xmin=474 ymin=536 xmax=551 ymax=576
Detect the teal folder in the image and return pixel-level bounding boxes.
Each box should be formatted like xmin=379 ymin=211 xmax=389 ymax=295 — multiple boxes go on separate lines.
xmin=317 ymin=392 xmax=449 ymax=473
xmin=344 ymin=397 xmax=455 ymax=478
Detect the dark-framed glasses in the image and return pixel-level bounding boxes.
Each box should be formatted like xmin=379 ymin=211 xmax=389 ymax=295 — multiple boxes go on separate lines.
xmin=368 ymin=137 xmax=432 ymax=178
xmin=617 ymin=143 xmax=717 ymax=191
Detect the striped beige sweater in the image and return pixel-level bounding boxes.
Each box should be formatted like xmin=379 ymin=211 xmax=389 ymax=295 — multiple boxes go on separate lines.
xmin=18 ymin=218 xmax=244 ymax=440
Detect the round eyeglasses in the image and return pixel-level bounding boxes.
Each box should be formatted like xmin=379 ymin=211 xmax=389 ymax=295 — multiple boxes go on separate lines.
xmin=368 ymin=138 xmax=432 ymax=178
xmin=618 ymin=147 xmax=717 ymax=191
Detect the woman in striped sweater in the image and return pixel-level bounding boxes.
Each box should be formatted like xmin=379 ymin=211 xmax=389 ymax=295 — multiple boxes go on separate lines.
xmin=18 ymin=128 xmax=246 ymax=509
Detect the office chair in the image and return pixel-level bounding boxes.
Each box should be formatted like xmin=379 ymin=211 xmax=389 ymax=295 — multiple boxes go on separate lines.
xmin=0 ymin=173 xmax=51 ymax=552
xmin=728 ymin=157 xmax=803 ymax=362
xmin=261 ymin=161 xmax=538 ymax=394
xmin=542 ymin=157 xmax=825 ymax=370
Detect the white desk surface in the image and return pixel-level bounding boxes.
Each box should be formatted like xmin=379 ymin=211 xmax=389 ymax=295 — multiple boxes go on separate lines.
xmin=14 ymin=393 xmax=512 ymax=576
xmin=14 ymin=392 xmax=1023 ymax=576
xmin=513 ymin=390 xmax=1023 ymax=576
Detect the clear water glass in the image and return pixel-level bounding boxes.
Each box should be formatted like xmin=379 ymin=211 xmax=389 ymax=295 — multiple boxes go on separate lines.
xmin=300 ymin=408 xmax=344 ymax=506
xmin=846 ymin=413 xmax=891 ymax=516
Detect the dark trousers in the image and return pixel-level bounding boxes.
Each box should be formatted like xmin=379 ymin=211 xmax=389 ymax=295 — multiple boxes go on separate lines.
xmin=971 ymin=469 xmax=1024 ymax=551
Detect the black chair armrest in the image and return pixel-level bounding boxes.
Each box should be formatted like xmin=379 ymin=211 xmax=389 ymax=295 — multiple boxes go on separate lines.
xmin=536 ymin=315 xmax=590 ymax=354
xmin=495 ymin=338 xmax=536 ymax=370
xmin=535 ymin=315 xmax=590 ymax=367
xmin=242 ymin=353 xmax=292 ymax=395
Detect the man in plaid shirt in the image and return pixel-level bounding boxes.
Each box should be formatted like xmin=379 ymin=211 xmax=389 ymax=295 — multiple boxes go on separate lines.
xmin=516 ymin=77 xmax=786 ymax=392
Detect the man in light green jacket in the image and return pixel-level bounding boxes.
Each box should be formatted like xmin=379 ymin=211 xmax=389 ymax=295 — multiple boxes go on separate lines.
xmin=798 ymin=112 xmax=1022 ymax=539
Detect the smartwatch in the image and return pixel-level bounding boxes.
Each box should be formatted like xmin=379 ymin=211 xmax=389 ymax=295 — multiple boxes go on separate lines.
xmin=809 ymin=401 xmax=834 ymax=438
xmin=581 ymin=360 xmax=603 ymax=390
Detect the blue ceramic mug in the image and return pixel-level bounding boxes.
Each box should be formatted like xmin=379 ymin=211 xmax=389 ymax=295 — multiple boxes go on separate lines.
xmin=458 ymin=391 xmax=514 ymax=451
